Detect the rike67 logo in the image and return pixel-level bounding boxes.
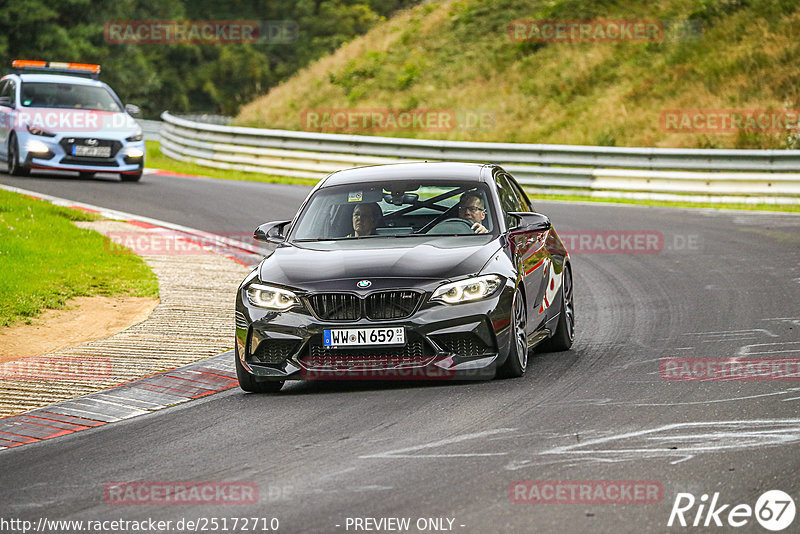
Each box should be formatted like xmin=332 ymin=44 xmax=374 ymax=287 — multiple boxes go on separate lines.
xmin=668 ymin=490 xmax=796 ymax=531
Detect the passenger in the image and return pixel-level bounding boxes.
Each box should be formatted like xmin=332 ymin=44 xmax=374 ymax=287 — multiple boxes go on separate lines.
xmin=349 ymin=202 xmax=382 ymax=237
xmin=457 ymin=191 xmax=489 ymax=234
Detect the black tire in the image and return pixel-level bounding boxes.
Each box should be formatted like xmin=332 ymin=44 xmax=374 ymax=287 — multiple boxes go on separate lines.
xmin=8 ymin=136 xmax=30 ymax=177
xmin=497 ymin=288 xmax=528 ymax=378
xmin=120 ymin=171 xmax=142 ymax=182
xmin=79 ymin=171 xmax=95 ymax=179
xmin=235 ymin=353 xmax=284 ymax=393
xmin=538 ymin=265 xmax=575 ymax=352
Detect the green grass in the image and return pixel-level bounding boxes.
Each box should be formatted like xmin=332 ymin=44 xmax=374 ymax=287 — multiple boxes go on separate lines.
xmin=146 ymin=141 xmax=318 ymax=186
xmin=0 ymin=189 xmax=159 ymax=328
xmin=525 ymin=190 xmax=800 ymax=212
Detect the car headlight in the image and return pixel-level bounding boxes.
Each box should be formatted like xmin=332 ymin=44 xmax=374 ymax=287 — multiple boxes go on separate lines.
xmin=431 ymin=275 xmax=502 ymax=304
xmin=245 ymin=283 xmax=300 ymax=310
xmin=123 ymin=147 xmax=145 ymax=158
xmin=125 ymin=131 xmax=143 ymax=142
xmin=26 ymin=124 xmax=56 ymax=137
xmin=25 ymin=139 xmax=51 ymax=154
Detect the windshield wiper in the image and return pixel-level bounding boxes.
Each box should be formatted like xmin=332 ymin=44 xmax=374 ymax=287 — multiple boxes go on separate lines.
xmin=293 ymin=238 xmax=349 ymax=242
xmin=293 ymin=235 xmax=387 ymax=242
xmin=294 ymin=232 xmax=489 ymax=242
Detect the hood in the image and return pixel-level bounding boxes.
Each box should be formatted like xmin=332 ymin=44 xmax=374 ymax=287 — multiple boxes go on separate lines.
xmin=259 ymin=236 xmax=501 ymax=288
xmin=18 ymin=108 xmax=139 ymax=136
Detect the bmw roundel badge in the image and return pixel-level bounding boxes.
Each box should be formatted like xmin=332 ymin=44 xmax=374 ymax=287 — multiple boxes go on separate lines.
xmin=357 ymin=280 xmax=372 ymax=288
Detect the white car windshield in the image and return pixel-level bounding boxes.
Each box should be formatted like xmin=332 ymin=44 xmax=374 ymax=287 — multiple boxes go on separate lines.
xmin=20 ymin=82 xmax=122 ymax=112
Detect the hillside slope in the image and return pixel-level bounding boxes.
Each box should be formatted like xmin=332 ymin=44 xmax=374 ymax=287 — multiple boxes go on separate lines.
xmin=235 ymin=0 xmax=799 ymax=149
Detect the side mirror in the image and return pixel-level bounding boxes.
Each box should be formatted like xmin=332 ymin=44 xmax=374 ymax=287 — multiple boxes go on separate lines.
xmin=507 ymin=212 xmax=551 ymax=254
xmin=0 ymin=96 xmax=11 ymax=108
xmin=509 ymin=212 xmax=551 ymax=232
xmin=254 ymin=220 xmax=291 ymax=245
xmin=125 ymin=104 xmax=141 ymax=117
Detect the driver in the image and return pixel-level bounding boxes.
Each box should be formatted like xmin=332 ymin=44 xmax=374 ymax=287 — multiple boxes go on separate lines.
xmin=457 ymin=191 xmax=489 ymax=234
xmin=349 ymin=202 xmax=382 ymax=236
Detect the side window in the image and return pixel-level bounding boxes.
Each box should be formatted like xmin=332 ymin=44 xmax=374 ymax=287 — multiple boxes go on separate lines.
xmin=510 ymin=178 xmax=533 ymax=212
xmin=496 ymin=173 xmax=526 ymax=228
xmin=4 ymin=80 xmax=16 ymax=103
xmin=0 ymin=81 xmax=10 ymax=106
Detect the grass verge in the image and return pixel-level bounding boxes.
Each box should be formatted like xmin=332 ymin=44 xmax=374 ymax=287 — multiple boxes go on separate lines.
xmin=0 ymin=189 xmax=159 ymax=327
xmin=146 ymin=141 xmax=318 ymax=186
xmin=526 ymin=190 xmax=800 ymax=213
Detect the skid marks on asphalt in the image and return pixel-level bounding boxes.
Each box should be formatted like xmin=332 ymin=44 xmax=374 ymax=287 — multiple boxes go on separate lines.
xmin=541 ymin=386 xmax=800 ymax=408
xmin=622 ymin=324 xmax=795 ymax=376
xmin=503 ymin=419 xmax=800 ymax=470
xmin=354 ymin=419 xmax=800 ymax=470
xmin=681 ymin=328 xmax=779 ymax=342
xmin=359 ymin=428 xmax=518 ymax=459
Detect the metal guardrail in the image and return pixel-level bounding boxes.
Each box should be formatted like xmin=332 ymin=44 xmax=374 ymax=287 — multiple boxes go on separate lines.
xmin=159 ymin=112 xmax=800 ymax=197
xmin=138 ymin=119 xmax=162 ymax=142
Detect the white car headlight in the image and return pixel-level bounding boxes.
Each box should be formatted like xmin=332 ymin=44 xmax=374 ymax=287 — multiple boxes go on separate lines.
xmin=246 ymin=283 xmax=299 ymax=310
xmin=431 ymin=275 xmax=502 ymax=304
xmin=124 ymin=147 xmax=145 ymax=158
xmin=25 ymin=139 xmax=51 ymax=154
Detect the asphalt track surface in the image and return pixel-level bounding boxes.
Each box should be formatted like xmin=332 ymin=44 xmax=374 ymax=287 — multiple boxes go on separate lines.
xmin=2 ymin=170 xmax=800 ymax=533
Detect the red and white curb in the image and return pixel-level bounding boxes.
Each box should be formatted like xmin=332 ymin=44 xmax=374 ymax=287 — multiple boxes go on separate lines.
xmin=0 ymin=185 xmax=260 ymax=448
xmin=0 ymin=351 xmax=237 ymax=450
xmin=144 ymin=168 xmax=212 ymax=180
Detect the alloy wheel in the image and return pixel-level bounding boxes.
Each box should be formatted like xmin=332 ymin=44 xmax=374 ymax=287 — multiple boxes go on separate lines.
xmin=563 ymin=268 xmax=575 ymax=341
xmin=513 ymin=290 xmax=527 ymax=369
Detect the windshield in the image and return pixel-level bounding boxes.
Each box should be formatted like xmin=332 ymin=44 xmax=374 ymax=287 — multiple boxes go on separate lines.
xmin=20 ymin=82 xmax=122 ymax=112
xmin=290 ymin=180 xmax=497 ymax=241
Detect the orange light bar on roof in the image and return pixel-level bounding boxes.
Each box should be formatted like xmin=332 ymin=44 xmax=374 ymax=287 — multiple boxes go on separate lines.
xmin=12 ymin=60 xmax=101 ymax=74
xmin=11 ymin=60 xmax=47 ymax=69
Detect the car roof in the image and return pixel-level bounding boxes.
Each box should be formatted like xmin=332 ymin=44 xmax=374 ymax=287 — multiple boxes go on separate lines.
xmin=320 ymin=162 xmax=495 ymax=188
xmin=8 ymin=73 xmax=108 ymax=87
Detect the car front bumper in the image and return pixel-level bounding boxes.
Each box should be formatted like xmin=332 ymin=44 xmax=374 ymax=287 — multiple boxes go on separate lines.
xmin=235 ymin=283 xmax=516 ymax=382
xmin=19 ymin=130 xmax=145 ymax=174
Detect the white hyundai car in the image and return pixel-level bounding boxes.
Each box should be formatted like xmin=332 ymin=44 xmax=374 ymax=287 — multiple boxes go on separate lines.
xmin=0 ymin=60 xmax=145 ymax=182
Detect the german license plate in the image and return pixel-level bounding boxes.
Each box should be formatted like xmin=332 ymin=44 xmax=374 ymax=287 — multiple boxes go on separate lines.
xmin=323 ymin=327 xmax=405 ymax=347
xmin=73 ymin=145 xmax=111 ymax=157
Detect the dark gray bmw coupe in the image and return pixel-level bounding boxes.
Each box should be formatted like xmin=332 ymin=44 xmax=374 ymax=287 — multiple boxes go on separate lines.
xmin=235 ymin=162 xmax=574 ymax=392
